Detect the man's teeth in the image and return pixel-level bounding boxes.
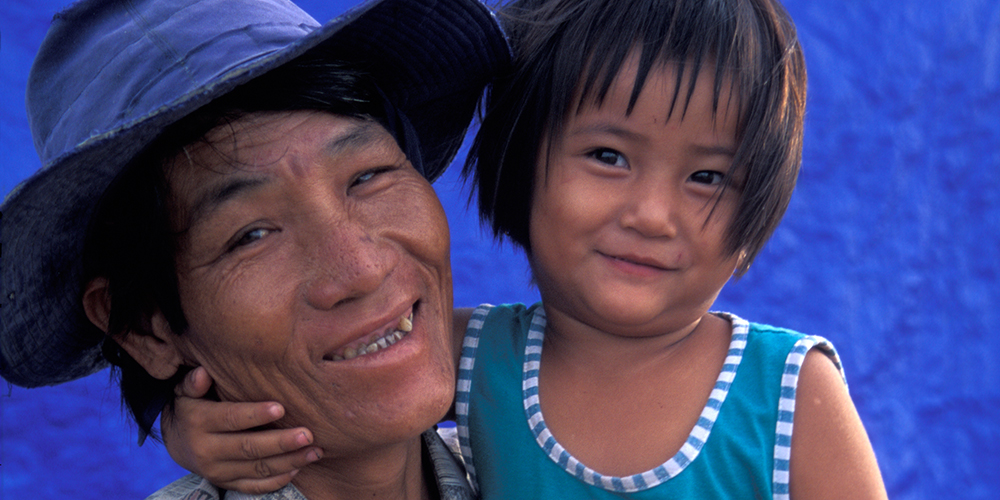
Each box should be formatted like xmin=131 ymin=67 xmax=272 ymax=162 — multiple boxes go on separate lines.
xmin=333 ymin=314 xmax=414 ymax=361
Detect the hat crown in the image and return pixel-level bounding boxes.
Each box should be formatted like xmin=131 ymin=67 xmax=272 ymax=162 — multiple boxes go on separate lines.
xmin=28 ymin=0 xmax=319 ymax=168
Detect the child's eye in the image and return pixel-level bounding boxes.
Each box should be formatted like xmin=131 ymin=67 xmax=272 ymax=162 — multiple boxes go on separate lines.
xmin=587 ymin=148 xmax=628 ymax=169
xmin=690 ymin=170 xmax=726 ymax=185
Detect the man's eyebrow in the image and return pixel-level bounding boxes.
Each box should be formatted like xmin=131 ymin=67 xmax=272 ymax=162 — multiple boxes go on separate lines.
xmin=324 ymin=120 xmax=385 ymax=156
xmin=187 ymin=176 xmax=269 ymax=228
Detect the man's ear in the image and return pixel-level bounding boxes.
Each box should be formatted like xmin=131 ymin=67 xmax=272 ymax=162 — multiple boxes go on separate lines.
xmin=82 ymin=277 xmax=184 ymax=380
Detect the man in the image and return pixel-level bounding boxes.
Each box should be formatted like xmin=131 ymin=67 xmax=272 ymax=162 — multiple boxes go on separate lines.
xmin=0 ymin=0 xmax=508 ymax=497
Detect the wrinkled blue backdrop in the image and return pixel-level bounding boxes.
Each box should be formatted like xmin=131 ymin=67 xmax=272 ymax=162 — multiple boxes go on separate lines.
xmin=2 ymin=0 xmax=998 ymax=498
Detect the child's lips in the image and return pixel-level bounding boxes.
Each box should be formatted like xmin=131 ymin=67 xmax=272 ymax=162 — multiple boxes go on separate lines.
xmin=598 ymin=251 xmax=672 ymax=271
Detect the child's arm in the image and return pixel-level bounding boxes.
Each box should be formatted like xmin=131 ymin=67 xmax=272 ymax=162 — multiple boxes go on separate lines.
xmin=789 ymin=350 xmax=888 ymax=499
xmin=162 ymin=367 xmax=322 ymax=494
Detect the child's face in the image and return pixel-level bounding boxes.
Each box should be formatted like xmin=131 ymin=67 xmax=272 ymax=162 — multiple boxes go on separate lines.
xmin=529 ymin=54 xmax=742 ymax=337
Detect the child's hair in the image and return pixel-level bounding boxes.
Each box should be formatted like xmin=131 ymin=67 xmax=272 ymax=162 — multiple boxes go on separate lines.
xmin=466 ymin=0 xmax=806 ymax=276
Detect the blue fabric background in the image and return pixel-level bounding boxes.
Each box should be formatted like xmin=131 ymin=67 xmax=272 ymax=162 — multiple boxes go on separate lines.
xmin=2 ymin=0 xmax=998 ymax=498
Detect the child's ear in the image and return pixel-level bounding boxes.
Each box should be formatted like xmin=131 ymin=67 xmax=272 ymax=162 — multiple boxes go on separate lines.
xmin=736 ymin=248 xmax=750 ymax=272
xmin=82 ymin=277 xmax=183 ymax=380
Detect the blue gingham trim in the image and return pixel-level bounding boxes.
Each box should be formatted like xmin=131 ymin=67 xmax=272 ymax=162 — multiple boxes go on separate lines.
xmin=771 ymin=335 xmax=844 ymax=500
xmin=520 ymin=309 xmax=749 ymax=493
xmin=455 ymin=304 xmax=493 ymax=491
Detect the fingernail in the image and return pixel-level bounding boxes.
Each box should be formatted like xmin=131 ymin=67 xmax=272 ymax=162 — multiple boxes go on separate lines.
xmin=267 ymin=404 xmax=283 ymax=419
xmin=295 ymin=431 xmax=311 ymax=446
xmin=307 ymin=448 xmax=322 ymax=462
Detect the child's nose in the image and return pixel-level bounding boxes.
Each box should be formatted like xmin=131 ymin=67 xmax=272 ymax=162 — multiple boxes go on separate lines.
xmin=619 ymin=181 xmax=679 ymax=238
xmin=302 ymin=216 xmax=400 ymax=311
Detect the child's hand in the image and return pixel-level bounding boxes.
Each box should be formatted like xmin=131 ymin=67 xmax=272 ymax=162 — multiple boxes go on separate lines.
xmin=162 ymin=367 xmax=323 ymax=494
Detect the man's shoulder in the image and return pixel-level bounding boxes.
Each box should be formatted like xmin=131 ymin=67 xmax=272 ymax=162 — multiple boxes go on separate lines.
xmin=145 ymin=473 xmax=221 ymax=500
xmin=144 ymin=474 xmax=307 ymax=500
xmin=425 ymin=428 xmax=478 ymax=500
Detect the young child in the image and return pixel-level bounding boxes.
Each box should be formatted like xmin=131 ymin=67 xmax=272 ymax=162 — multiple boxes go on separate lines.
xmin=166 ymin=0 xmax=887 ymax=497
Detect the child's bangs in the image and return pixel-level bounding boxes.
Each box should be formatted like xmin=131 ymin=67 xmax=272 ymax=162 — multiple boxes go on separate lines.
xmin=528 ymin=0 xmax=806 ymax=273
xmin=474 ymin=0 xmax=805 ymax=264
xmin=566 ymin=0 xmax=770 ymax=131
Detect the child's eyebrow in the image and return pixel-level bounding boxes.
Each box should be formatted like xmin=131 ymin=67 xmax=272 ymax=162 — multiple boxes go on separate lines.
xmin=569 ymin=124 xmax=645 ymax=142
xmin=571 ymin=124 xmax=736 ymax=157
xmin=690 ymin=143 xmax=737 ymax=158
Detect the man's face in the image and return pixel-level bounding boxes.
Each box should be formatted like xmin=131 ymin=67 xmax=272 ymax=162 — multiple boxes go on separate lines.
xmin=163 ymin=111 xmax=455 ymax=455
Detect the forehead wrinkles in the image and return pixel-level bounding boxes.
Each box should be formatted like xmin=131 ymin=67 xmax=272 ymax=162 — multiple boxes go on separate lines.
xmin=162 ymin=115 xmax=293 ymax=239
xmin=171 ymin=117 xmax=283 ymax=180
xmin=181 ymin=111 xmax=377 ymax=171
xmin=166 ymin=115 xmax=394 ymax=234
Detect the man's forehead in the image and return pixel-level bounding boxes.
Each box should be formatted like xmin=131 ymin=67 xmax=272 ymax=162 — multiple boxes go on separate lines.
xmin=164 ymin=112 xmax=399 ymax=228
xmin=172 ymin=113 xmax=391 ymax=174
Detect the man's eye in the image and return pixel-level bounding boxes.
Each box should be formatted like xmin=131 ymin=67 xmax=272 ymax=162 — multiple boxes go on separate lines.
xmin=230 ymin=227 xmax=272 ymax=250
xmin=350 ymin=167 xmax=393 ymax=188
xmin=588 ymin=148 xmax=628 ymax=168
xmin=354 ymin=171 xmax=377 ymax=185
xmin=690 ymin=170 xmax=725 ymax=185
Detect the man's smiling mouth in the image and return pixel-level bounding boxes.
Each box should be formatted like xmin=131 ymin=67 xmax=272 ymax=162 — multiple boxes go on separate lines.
xmin=325 ymin=311 xmax=414 ymax=361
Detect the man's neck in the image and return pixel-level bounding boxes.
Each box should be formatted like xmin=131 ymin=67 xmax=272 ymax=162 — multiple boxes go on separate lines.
xmin=290 ymin=436 xmax=430 ymax=500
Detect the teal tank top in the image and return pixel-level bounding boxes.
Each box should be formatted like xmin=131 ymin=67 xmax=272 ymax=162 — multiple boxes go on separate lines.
xmin=455 ymin=303 xmax=842 ymax=500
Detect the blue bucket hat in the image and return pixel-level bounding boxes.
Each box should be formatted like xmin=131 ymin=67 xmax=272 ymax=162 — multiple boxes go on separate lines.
xmin=0 ymin=0 xmax=509 ymax=387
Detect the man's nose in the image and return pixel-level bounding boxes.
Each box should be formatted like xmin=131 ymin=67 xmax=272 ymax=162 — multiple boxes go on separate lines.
xmin=302 ymin=217 xmax=399 ymax=310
